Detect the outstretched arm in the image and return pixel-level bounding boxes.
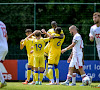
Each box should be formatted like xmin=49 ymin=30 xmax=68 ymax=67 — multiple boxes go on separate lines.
xmin=61 ymin=42 xmax=76 ymax=54
xmin=20 ymin=39 xmax=25 ymax=50
xmin=41 ymin=29 xmax=53 ymax=39
xmin=53 ymin=34 xmax=64 ymax=39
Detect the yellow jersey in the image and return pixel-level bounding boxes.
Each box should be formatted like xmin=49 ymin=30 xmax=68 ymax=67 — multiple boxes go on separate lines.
xmin=50 ymin=33 xmax=65 ymax=51
xmin=31 ymin=38 xmax=49 ymax=57
xmin=23 ymin=36 xmax=35 ymax=56
xmin=47 ymin=28 xmax=64 ymax=35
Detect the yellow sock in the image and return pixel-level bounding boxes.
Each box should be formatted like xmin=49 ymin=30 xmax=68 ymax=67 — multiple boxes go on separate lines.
xmin=46 ymin=73 xmax=49 ymax=79
xmin=46 ymin=63 xmax=48 ymax=71
xmin=34 ymin=71 xmax=38 ymax=81
xmin=27 ymin=70 xmax=31 ymax=81
xmin=48 ymin=69 xmax=53 ymax=79
xmin=33 ymin=72 xmax=36 ymax=82
xmin=55 ymin=68 xmax=59 ymax=79
xmin=40 ymin=73 xmax=43 ymax=82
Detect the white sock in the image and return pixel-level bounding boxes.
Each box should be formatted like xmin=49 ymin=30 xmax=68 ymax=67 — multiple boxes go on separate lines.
xmin=66 ymin=74 xmax=72 ymax=83
xmin=0 ymin=70 xmax=5 ymax=83
xmin=56 ymin=78 xmax=59 ymax=83
xmin=50 ymin=79 xmax=54 ymax=83
xmin=72 ymin=73 xmax=76 ymax=84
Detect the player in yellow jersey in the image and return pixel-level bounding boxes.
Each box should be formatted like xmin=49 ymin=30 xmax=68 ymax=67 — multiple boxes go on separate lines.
xmin=43 ymin=21 xmax=64 ymax=78
xmin=20 ymin=29 xmax=35 ymax=84
xmin=29 ymin=30 xmax=50 ymax=85
xmin=42 ymin=27 xmax=65 ymax=85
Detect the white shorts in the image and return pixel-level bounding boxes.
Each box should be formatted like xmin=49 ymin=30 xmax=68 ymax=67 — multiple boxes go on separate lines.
xmin=0 ymin=51 xmax=8 ymax=61
xmin=97 ymin=47 xmax=100 ymax=60
xmin=69 ymin=53 xmax=83 ymax=69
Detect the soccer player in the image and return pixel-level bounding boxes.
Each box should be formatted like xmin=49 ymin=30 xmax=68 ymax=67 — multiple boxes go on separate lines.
xmin=67 ymin=49 xmax=85 ymax=86
xmin=42 ymin=21 xmax=64 ymax=78
xmin=0 ymin=21 xmax=8 ymax=88
xmin=29 ymin=30 xmax=50 ymax=85
xmin=61 ymin=25 xmax=87 ymax=86
xmin=42 ymin=27 xmax=65 ymax=85
xmin=20 ymin=29 xmax=35 ymax=84
xmin=89 ymin=12 xmax=100 ymax=60
xmin=89 ymin=12 xmax=100 ymax=87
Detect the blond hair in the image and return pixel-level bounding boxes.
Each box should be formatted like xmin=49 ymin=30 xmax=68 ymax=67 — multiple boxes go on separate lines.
xmin=93 ymin=12 xmax=100 ymax=17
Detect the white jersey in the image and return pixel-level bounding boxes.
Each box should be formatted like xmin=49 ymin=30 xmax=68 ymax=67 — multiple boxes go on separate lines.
xmin=72 ymin=33 xmax=83 ymax=55
xmin=89 ymin=24 xmax=100 ymax=48
xmin=0 ymin=21 xmax=8 ymax=51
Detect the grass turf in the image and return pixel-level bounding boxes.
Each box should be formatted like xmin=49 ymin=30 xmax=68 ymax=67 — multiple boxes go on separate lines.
xmin=0 ymin=82 xmax=100 ymax=90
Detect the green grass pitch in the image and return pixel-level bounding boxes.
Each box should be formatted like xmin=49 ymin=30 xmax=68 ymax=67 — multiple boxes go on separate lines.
xmin=0 ymin=82 xmax=100 ymax=90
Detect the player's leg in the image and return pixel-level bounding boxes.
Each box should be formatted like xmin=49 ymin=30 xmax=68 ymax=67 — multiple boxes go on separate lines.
xmin=34 ymin=57 xmax=39 ymax=85
xmin=0 ymin=51 xmax=7 ymax=88
xmin=54 ymin=54 xmax=60 ymax=85
xmin=0 ymin=69 xmax=7 ymax=88
xmin=47 ymin=52 xmax=55 ymax=85
xmin=61 ymin=56 xmax=76 ymax=86
xmin=43 ymin=44 xmax=49 ymax=76
xmin=69 ymin=68 xmax=80 ymax=86
xmin=22 ymin=55 xmax=32 ymax=84
xmin=54 ymin=64 xmax=59 ymax=85
xmin=39 ymin=56 xmax=45 ymax=85
xmin=43 ymin=55 xmax=48 ymax=77
xmin=47 ymin=64 xmax=54 ymax=85
xmin=28 ymin=55 xmax=36 ymax=85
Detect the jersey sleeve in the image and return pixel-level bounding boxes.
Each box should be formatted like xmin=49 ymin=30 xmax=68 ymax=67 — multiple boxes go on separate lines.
xmin=89 ymin=27 xmax=94 ymax=37
xmin=73 ymin=35 xmax=80 ymax=43
xmin=43 ymin=38 xmax=50 ymax=42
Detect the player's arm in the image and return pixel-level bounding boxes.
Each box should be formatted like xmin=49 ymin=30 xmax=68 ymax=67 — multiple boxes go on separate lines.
xmin=89 ymin=28 xmax=94 ymax=42
xmin=41 ymin=29 xmax=53 ymax=39
xmin=61 ymin=42 xmax=76 ymax=54
xmin=20 ymin=39 xmax=25 ymax=50
xmin=89 ymin=36 xmax=94 ymax=42
xmin=53 ymin=34 xmax=64 ymax=39
xmin=67 ymin=51 xmax=73 ymax=63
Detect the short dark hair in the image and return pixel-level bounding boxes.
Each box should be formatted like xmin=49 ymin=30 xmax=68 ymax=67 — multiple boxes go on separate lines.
xmin=25 ymin=29 xmax=32 ymax=33
xmin=51 ymin=21 xmax=57 ymax=26
xmin=34 ymin=30 xmax=41 ymax=37
xmin=55 ymin=27 xmax=61 ymax=34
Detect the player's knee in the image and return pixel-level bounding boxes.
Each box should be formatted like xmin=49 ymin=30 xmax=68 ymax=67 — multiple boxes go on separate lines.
xmin=28 ymin=67 xmax=31 ymax=70
xmin=28 ymin=65 xmax=32 ymax=68
xmin=48 ymin=64 xmax=53 ymax=69
xmin=54 ymin=64 xmax=58 ymax=69
xmin=40 ymin=70 xmax=45 ymax=73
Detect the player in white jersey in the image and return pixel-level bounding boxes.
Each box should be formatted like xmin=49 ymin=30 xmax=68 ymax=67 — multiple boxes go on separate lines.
xmin=89 ymin=12 xmax=100 ymax=60
xmin=0 ymin=21 xmax=8 ymax=88
xmin=89 ymin=12 xmax=100 ymax=87
xmin=61 ymin=25 xmax=87 ymax=86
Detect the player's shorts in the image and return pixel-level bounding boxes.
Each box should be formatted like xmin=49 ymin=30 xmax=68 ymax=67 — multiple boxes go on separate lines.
xmin=69 ymin=53 xmax=83 ymax=69
xmin=97 ymin=47 xmax=100 ymax=60
xmin=0 ymin=50 xmax=8 ymax=61
xmin=48 ymin=50 xmax=61 ymax=65
xmin=34 ymin=56 xmax=45 ymax=68
xmin=28 ymin=54 xmax=34 ymax=66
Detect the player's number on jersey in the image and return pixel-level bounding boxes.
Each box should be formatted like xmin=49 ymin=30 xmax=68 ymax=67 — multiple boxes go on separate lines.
xmin=1 ymin=27 xmax=7 ymax=37
xmin=35 ymin=44 xmax=42 ymax=51
xmin=57 ymin=40 xmax=61 ymax=46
